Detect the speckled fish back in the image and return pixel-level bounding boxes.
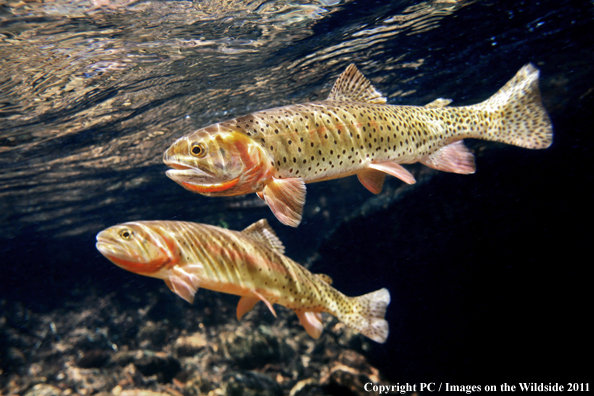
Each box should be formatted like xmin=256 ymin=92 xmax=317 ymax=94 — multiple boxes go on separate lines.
xmin=219 ymin=63 xmax=552 ymax=182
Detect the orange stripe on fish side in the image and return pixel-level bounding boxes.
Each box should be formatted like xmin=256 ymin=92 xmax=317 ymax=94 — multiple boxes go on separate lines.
xmin=106 ymin=254 xmax=171 ymax=275
xmin=181 ymin=177 xmax=239 ymax=193
xmin=161 ymin=230 xmax=181 ymax=270
xmin=197 ymin=236 xmax=311 ymax=306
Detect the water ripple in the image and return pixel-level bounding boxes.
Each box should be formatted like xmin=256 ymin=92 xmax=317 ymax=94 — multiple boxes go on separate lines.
xmin=1 ymin=0 xmax=582 ymax=238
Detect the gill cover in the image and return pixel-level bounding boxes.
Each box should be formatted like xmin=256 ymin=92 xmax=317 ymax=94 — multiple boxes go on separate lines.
xmin=95 ymin=222 xmax=178 ymax=277
xmin=163 ymin=127 xmax=271 ymax=196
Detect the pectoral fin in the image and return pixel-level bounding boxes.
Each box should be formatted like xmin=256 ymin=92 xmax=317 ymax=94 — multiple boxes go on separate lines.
xmin=165 ymin=266 xmax=202 ymax=304
xmin=296 ymin=311 xmax=324 ymax=339
xmin=261 ymin=177 xmax=306 ymax=227
xmin=420 ymin=141 xmax=476 ymax=174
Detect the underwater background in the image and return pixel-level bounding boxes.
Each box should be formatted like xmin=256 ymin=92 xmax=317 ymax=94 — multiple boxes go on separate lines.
xmin=1 ymin=0 xmax=592 ymax=394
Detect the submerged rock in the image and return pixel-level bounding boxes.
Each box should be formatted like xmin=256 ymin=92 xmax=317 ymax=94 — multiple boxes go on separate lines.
xmin=77 ymin=349 xmax=112 ymax=368
xmin=23 ymin=384 xmax=62 ymax=396
xmin=63 ymin=361 xmax=118 ymax=394
xmin=1 ymin=288 xmax=393 ymax=396
xmin=133 ymin=351 xmax=181 ymax=383
xmin=136 ymin=321 xmax=169 ymax=349
xmin=174 ymin=333 xmax=208 ymax=357
xmin=219 ymin=325 xmax=296 ymax=369
xmin=112 ymin=350 xmax=181 ymax=383
xmin=222 ymin=371 xmax=283 ymax=396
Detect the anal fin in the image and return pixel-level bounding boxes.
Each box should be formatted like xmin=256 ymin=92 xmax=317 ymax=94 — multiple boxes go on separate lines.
xmin=253 ymin=290 xmax=277 ymax=318
xmin=420 ymin=141 xmax=476 ymax=174
xmin=368 ymin=162 xmax=416 ymax=185
xmin=237 ymin=290 xmax=277 ymax=319
xmin=296 ymin=311 xmax=324 ymax=339
xmin=262 ymin=177 xmax=306 ymax=227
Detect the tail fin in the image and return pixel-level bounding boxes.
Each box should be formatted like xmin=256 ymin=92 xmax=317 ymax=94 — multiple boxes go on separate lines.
xmin=341 ymin=288 xmax=390 ymax=343
xmin=474 ymin=63 xmax=553 ymax=149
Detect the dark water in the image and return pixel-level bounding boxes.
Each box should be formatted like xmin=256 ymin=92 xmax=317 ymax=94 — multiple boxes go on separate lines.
xmin=1 ymin=0 xmax=592 ymax=389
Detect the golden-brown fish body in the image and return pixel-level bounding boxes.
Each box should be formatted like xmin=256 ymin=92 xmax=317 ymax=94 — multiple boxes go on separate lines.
xmin=96 ymin=219 xmax=390 ymax=343
xmin=164 ymin=64 xmax=553 ymax=227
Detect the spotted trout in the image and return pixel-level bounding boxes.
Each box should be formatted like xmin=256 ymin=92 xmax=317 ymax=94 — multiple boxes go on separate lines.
xmin=164 ymin=64 xmax=553 ymax=227
xmin=95 ymin=219 xmax=390 ymax=343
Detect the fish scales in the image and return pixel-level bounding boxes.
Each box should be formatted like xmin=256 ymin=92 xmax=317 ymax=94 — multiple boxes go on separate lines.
xmin=166 ymin=222 xmax=291 ymax=294
xmin=164 ymin=63 xmax=553 ymax=226
xmin=174 ymin=223 xmax=341 ymax=311
xmin=96 ymin=219 xmax=390 ymax=342
xmin=228 ymin=103 xmax=476 ymax=181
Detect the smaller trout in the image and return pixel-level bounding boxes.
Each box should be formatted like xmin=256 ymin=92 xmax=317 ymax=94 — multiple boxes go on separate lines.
xmin=96 ymin=219 xmax=390 ymax=343
xmin=164 ymin=63 xmax=553 ymax=227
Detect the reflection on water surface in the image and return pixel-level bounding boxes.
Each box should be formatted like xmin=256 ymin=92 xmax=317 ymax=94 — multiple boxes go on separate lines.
xmin=1 ymin=0 xmax=484 ymax=237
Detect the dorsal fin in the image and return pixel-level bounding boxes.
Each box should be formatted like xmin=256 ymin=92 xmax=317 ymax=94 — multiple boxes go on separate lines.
xmin=242 ymin=219 xmax=285 ymax=254
xmin=326 ymin=64 xmax=387 ymax=104
xmin=316 ymin=273 xmax=333 ymax=285
xmin=425 ymin=98 xmax=453 ymax=108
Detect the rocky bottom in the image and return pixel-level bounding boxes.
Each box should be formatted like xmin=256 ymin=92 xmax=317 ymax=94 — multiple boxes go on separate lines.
xmin=0 ymin=283 xmax=396 ymax=396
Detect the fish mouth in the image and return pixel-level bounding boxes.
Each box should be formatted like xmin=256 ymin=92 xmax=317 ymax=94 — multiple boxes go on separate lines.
xmin=163 ymin=160 xmax=194 ymax=171
xmin=96 ymin=232 xmax=127 ymax=259
xmin=165 ymin=168 xmax=240 ymax=193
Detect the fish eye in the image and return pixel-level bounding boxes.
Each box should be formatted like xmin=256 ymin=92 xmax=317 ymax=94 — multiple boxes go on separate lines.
xmin=190 ymin=143 xmax=207 ymax=158
xmin=119 ymin=229 xmax=134 ymax=240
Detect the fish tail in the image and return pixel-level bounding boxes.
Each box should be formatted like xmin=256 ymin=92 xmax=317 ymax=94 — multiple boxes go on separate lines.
xmin=472 ymin=63 xmax=553 ymax=149
xmin=340 ymin=288 xmax=390 ymax=343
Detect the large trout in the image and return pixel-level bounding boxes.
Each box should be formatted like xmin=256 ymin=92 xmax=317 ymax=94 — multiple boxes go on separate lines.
xmin=164 ymin=64 xmax=553 ymax=227
xmin=96 ymin=219 xmax=390 ymax=343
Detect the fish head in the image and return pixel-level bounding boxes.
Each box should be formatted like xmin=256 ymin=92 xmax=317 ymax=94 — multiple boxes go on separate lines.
xmin=163 ymin=127 xmax=272 ymax=196
xmin=95 ymin=222 xmax=179 ymax=279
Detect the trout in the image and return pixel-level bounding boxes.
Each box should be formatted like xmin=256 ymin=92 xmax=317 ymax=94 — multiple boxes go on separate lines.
xmin=95 ymin=219 xmax=390 ymax=343
xmin=164 ymin=64 xmax=553 ymax=227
